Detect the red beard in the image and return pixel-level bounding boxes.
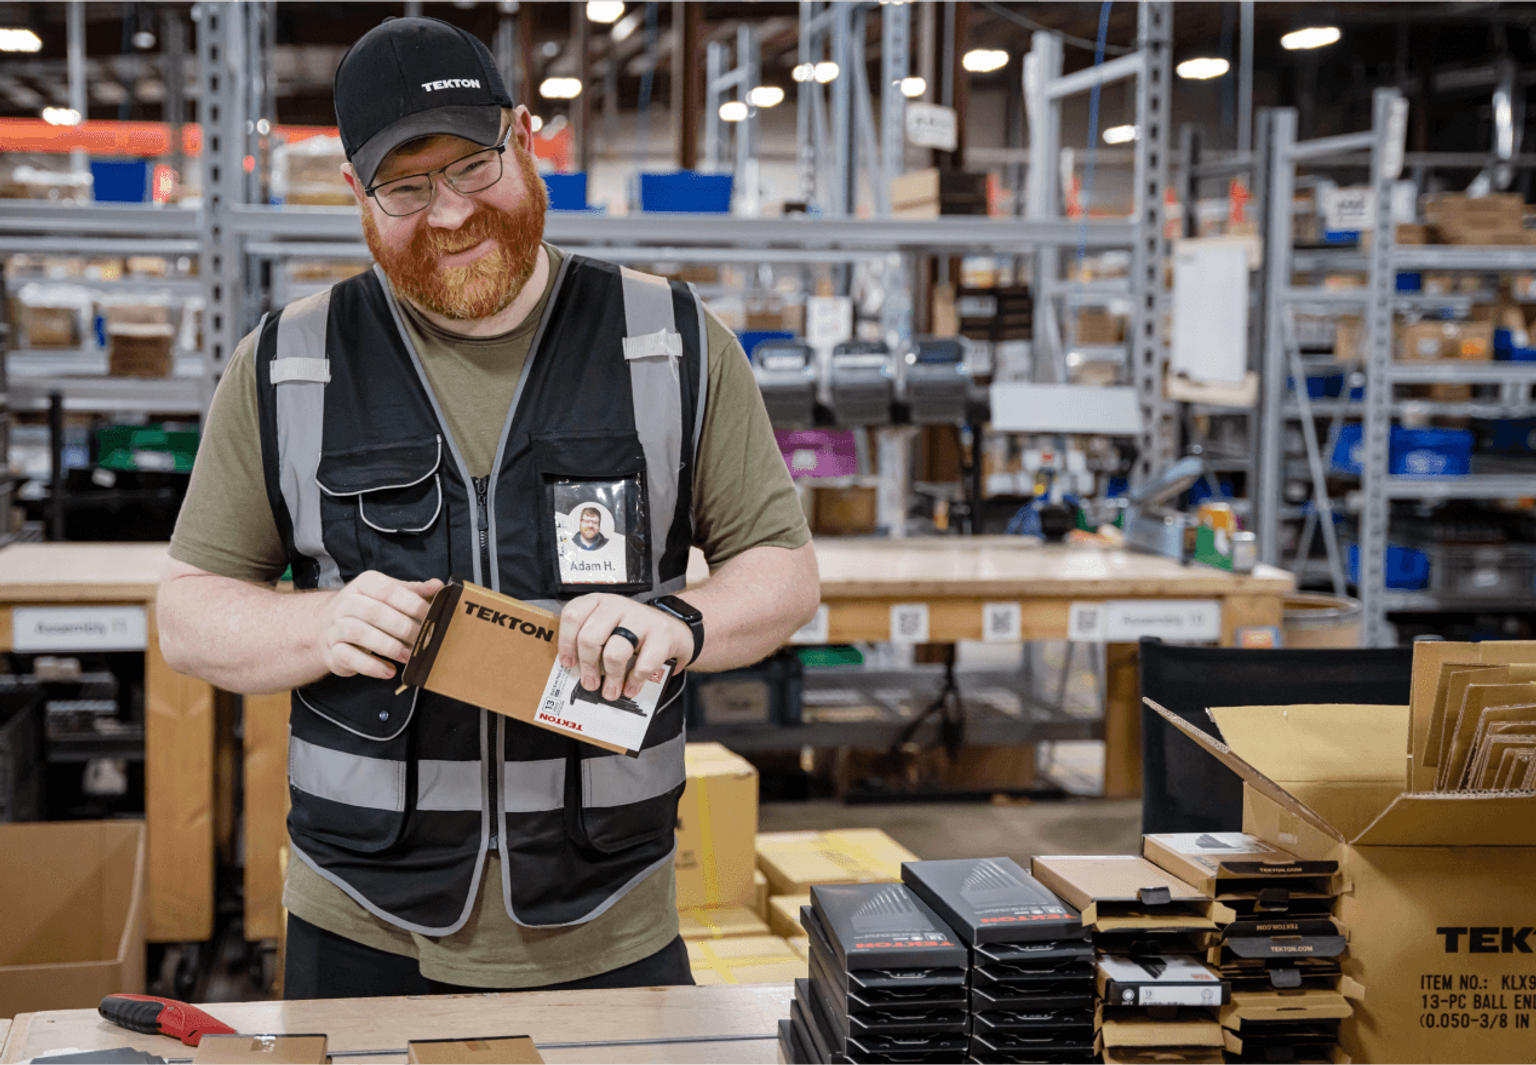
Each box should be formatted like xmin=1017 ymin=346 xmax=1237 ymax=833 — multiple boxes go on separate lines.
xmin=363 ymin=145 xmax=548 ymax=322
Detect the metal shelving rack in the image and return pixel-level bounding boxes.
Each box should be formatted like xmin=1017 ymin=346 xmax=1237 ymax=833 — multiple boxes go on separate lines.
xmin=1257 ymin=88 xmax=1536 ymax=645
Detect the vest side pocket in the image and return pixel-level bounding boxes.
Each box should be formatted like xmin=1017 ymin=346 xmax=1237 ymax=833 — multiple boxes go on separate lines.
xmin=288 ymin=674 xmax=418 ymax=854
xmin=316 ymin=436 xmax=449 ymax=582
xmin=574 ymin=714 xmax=686 ymax=854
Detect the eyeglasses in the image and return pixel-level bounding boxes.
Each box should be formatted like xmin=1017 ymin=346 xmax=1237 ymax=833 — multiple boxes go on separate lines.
xmin=365 ymin=134 xmax=510 ymax=218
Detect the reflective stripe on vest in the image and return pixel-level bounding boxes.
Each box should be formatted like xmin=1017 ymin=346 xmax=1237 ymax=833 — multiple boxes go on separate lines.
xmin=619 ymin=266 xmax=686 ymax=600
xmin=583 ymin=731 xmax=686 ymax=807
xmin=273 ymin=293 xmax=343 ymax=591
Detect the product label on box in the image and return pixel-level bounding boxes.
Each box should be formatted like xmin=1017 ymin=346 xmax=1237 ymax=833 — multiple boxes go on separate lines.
xmin=1140 ymin=985 xmax=1225 ymax=1007
xmin=534 ymin=658 xmax=673 ymax=753
xmin=12 ymin=605 xmax=147 ymax=651
xmin=1069 ymin=600 xmax=1222 ymax=643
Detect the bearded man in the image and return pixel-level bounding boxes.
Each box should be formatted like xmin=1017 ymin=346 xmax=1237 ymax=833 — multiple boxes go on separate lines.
xmin=156 ymin=16 xmax=819 ymax=999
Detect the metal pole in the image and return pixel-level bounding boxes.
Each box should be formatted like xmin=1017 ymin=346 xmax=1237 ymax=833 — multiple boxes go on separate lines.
xmin=67 ymin=0 xmax=86 ymax=178
xmin=796 ymin=1 xmax=815 ymax=203
xmin=574 ymin=0 xmax=591 ymax=174
xmin=831 ymin=2 xmax=854 ymax=216
xmin=881 ymin=1 xmax=911 ymax=191
xmin=1238 ymin=0 xmax=1253 ymax=155
xmin=1256 ymin=109 xmax=1297 ymax=567
xmin=1131 ymin=0 xmax=1174 ymax=483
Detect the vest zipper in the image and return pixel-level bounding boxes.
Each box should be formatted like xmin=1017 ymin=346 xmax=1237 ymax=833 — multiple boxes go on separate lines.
xmin=474 ymin=475 xmax=498 ymax=852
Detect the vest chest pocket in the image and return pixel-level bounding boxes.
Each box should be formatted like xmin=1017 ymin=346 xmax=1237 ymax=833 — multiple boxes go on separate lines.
xmin=317 ymin=437 xmax=448 ymax=581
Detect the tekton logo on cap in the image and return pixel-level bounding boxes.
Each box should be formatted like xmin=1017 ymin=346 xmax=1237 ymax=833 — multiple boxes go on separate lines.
xmin=334 ymin=16 xmax=514 ymax=188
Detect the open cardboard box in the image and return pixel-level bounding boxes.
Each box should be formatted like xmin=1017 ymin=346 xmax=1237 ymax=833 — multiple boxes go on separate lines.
xmin=1146 ymin=698 xmax=1536 ymax=1063
xmin=0 ymin=820 xmax=144 ymax=1018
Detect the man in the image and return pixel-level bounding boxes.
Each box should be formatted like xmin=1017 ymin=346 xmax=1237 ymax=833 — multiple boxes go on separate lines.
xmin=156 ymin=16 xmax=818 ymax=999
xmin=574 ymin=507 xmax=607 ymax=551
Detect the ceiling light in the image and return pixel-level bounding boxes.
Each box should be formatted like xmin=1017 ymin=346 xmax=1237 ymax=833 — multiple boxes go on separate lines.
xmin=586 ymin=1 xmax=624 ymax=23
xmin=0 ymin=28 xmax=42 ymax=52
xmin=1103 ymin=125 xmax=1139 ymax=144
xmin=539 ymin=77 xmax=583 ymax=100
xmin=1176 ymin=57 xmax=1230 ymax=80
xmin=256 ymin=118 xmax=271 ymax=136
xmin=1281 ymin=26 xmax=1342 ymax=51
xmin=899 ymin=76 xmax=927 ymax=98
xmin=720 ymin=101 xmax=748 ymax=122
xmin=530 ymin=115 xmax=544 ymax=133
xmin=747 ymin=85 xmax=784 ymax=108
xmin=611 ymin=9 xmax=641 ymax=42
xmin=962 ymin=49 xmax=1008 ymax=74
xmin=813 ymin=61 xmax=839 ymax=83
xmin=132 ymin=29 xmax=156 ymax=50
xmin=792 ymin=63 xmax=815 ymax=83
xmin=42 ymin=107 xmax=81 ymax=126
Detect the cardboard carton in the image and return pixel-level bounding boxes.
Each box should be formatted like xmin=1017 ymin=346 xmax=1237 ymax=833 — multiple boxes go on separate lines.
xmin=768 ymin=892 xmax=811 ymax=939
xmin=402 ymin=578 xmax=673 ymax=756
xmin=754 ymin=828 xmax=918 ymax=895
xmin=108 ymin=323 xmax=175 ymax=377
xmin=1146 ymin=696 xmax=1536 ymax=1063
xmin=686 ymin=934 xmax=805 ymax=985
xmin=193 ymin=1035 xmax=328 ymax=1064
xmin=677 ymin=904 xmax=769 ymax=940
xmin=675 ymin=743 xmax=758 ymax=908
xmin=1029 ymin=855 xmax=1220 ymax=949
xmin=406 ymin=1037 xmax=542 ymax=1063
xmin=751 ymin=868 xmax=769 ymax=920
xmin=0 ymin=820 xmax=144 ymax=1018
xmin=1142 ymin=833 xmax=1340 ymax=916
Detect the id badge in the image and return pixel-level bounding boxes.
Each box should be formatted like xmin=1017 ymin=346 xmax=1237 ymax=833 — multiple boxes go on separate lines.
xmin=550 ymin=477 xmax=649 ymax=591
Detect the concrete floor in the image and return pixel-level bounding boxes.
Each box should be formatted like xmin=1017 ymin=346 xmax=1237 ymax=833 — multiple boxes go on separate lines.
xmin=760 ymin=795 xmax=1142 ymax=862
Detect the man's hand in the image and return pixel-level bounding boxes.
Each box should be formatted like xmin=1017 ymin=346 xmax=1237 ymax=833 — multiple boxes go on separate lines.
xmin=315 ymin=571 xmax=444 ymax=680
xmin=558 ymin=593 xmax=693 ymax=701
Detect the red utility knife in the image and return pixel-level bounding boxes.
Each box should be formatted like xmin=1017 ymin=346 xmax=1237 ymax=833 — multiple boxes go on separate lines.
xmin=98 ymin=995 xmax=236 ymax=1047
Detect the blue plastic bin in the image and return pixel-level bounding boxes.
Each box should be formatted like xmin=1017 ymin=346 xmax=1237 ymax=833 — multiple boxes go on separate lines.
xmin=1484 ymin=419 xmax=1536 ymax=456
xmin=1348 ymin=543 xmax=1431 ymax=590
xmin=542 ymin=172 xmax=588 ymax=211
xmin=91 ymin=160 xmax=149 ymax=203
xmin=738 ymin=331 xmax=795 ymax=360
xmin=1389 ymin=426 xmax=1472 ymax=477
xmin=1330 ymin=423 xmax=1365 ymax=474
xmin=1290 ymin=374 xmax=1344 ymax=399
xmin=639 ymin=171 xmax=733 ymax=213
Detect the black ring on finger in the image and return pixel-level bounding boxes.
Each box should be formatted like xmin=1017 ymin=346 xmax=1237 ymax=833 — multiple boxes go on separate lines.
xmin=610 ymin=626 xmax=641 ymax=651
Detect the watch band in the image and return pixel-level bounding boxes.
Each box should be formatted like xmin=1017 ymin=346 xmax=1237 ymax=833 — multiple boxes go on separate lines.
xmin=651 ymin=595 xmax=704 ymax=666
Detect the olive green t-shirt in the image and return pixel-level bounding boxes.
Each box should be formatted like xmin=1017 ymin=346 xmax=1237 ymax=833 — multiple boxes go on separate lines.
xmin=169 ymin=244 xmax=809 ymax=987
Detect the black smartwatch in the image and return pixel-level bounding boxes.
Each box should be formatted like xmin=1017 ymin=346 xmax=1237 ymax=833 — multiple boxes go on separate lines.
xmin=651 ymin=595 xmax=704 ymax=666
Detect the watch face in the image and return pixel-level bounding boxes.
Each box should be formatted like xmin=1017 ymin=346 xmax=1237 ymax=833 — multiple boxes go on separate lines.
xmin=656 ymin=596 xmax=703 ymax=625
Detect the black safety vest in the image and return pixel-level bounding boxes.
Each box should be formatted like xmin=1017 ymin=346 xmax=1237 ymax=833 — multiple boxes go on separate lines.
xmin=253 ymin=255 xmax=707 ymax=934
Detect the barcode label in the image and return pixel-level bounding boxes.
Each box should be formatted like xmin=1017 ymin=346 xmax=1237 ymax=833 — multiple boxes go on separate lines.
xmin=982 ymin=602 xmax=1021 ymax=642
xmin=890 ymin=603 xmax=930 ymax=643
xmin=1069 ymin=604 xmax=1104 ymax=640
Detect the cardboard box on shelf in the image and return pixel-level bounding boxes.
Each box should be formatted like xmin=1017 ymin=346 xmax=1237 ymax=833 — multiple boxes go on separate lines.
xmin=19 ymin=304 xmax=78 ymax=348
xmin=810 ymin=486 xmax=878 ymax=536
xmin=108 ymin=323 xmax=175 ymax=377
xmin=194 ymin=1035 xmax=328 ymax=1064
xmin=1146 ymin=691 xmax=1536 ymax=1064
xmin=767 ymin=892 xmax=811 ymax=939
xmin=676 ymin=904 xmax=769 ymax=940
xmin=755 ymin=828 xmax=918 ymax=895
xmin=890 ymin=168 xmax=990 ymax=218
xmin=686 ymin=934 xmax=806 ymax=985
xmin=675 ymin=742 xmax=758 ymax=909
xmin=406 ymin=1037 xmax=542 ymax=1064
xmin=1396 ymin=320 xmax=1494 ymax=362
xmin=0 ymin=820 xmax=144 ymax=1018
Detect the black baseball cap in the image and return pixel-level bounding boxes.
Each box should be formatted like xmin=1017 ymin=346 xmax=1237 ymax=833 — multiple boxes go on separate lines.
xmin=334 ymin=16 xmax=515 ymax=188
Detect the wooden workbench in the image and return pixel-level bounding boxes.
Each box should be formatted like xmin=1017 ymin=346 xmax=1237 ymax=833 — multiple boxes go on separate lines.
xmin=806 ymin=537 xmax=1294 ymax=798
xmin=0 ymin=542 xmax=213 ymax=944
xmin=0 ymin=985 xmax=790 ymax=1064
